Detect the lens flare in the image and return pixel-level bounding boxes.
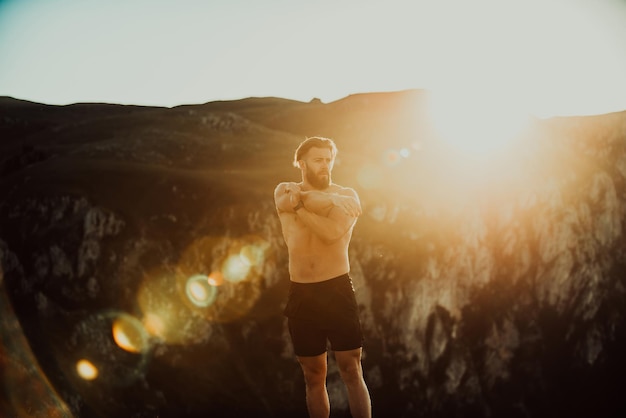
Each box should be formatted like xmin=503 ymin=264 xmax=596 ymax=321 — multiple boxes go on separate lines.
xmin=112 ymin=314 xmax=149 ymax=354
xmin=222 ymin=254 xmax=250 ymax=283
xmin=142 ymin=312 xmax=166 ymax=339
xmin=207 ymin=271 xmax=224 ymax=286
xmin=68 ymin=311 xmax=153 ymax=388
xmin=137 ymin=269 xmax=215 ymax=344
xmin=383 ymin=149 xmax=401 ymax=167
xmin=185 ymin=274 xmax=217 ymax=307
xmin=141 ymin=235 xmax=275 ymax=326
xmin=76 ymin=359 xmax=98 ymax=380
xmin=240 ymin=244 xmax=262 ymax=267
xmin=189 ymin=280 xmax=208 ymax=300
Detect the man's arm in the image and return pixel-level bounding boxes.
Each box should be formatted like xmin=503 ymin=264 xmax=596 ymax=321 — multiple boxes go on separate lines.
xmin=296 ymin=188 xmax=361 ymax=243
xmin=274 ymin=182 xmax=301 ymax=213
xmin=300 ymin=189 xmax=362 ymax=217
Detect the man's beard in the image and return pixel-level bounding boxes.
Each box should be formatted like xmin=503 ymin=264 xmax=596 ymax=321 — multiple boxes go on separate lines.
xmin=306 ymin=167 xmax=331 ymax=190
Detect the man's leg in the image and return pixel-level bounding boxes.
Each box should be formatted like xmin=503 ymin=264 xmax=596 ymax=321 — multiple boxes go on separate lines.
xmin=334 ymin=348 xmax=371 ymax=418
xmin=297 ymin=352 xmax=330 ymax=418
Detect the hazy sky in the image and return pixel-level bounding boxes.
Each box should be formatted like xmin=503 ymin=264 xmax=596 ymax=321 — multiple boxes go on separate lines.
xmin=1 ymin=0 xmax=626 ymax=117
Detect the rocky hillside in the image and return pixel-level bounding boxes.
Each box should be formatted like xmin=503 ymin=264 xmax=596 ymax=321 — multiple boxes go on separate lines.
xmin=1 ymin=91 xmax=626 ymax=417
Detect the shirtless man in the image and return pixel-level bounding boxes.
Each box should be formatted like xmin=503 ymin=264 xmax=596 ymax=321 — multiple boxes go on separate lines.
xmin=274 ymin=137 xmax=371 ymax=418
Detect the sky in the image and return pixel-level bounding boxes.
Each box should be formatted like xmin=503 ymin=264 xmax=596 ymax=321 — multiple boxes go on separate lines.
xmin=1 ymin=0 xmax=626 ymax=117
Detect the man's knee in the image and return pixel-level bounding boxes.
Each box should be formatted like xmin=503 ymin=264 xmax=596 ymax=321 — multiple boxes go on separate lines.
xmin=298 ymin=355 xmax=327 ymax=386
xmin=303 ymin=369 xmax=327 ymax=387
xmin=335 ymin=351 xmax=364 ymax=385
xmin=338 ymin=361 xmax=363 ymax=383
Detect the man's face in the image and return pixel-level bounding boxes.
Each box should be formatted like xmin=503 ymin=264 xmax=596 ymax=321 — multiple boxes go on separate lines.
xmin=302 ymin=147 xmax=334 ymax=190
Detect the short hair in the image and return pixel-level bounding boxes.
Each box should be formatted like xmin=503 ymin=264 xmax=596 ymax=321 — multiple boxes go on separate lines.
xmin=293 ymin=136 xmax=337 ymax=168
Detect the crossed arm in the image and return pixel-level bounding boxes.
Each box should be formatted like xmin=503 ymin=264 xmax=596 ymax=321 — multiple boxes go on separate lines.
xmin=274 ymin=182 xmax=362 ymax=243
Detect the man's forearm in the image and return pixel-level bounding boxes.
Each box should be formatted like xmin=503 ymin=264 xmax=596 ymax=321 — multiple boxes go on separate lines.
xmin=295 ymin=207 xmax=352 ymax=243
xmin=301 ymin=190 xmax=361 ymax=218
xmin=300 ymin=190 xmax=337 ymax=215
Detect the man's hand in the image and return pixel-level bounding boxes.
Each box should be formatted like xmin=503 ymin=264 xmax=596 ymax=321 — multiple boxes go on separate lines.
xmin=274 ymin=182 xmax=304 ymax=213
xmin=284 ymin=183 xmax=302 ymax=208
xmin=294 ymin=189 xmax=361 ymax=244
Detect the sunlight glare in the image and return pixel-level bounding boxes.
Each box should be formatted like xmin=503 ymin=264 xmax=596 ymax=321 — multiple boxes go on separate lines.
xmin=429 ymin=88 xmax=530 ymax=157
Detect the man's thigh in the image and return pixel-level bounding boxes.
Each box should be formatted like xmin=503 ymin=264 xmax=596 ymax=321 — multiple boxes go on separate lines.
xmin=288 ymin=316 xmax=328 ymax=357
xmin=327 ymin=315 xmax=363 ymax=352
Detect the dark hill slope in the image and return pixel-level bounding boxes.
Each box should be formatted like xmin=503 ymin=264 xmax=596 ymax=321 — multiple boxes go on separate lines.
xmin=2 ymin=92 xmax=626 ymax=417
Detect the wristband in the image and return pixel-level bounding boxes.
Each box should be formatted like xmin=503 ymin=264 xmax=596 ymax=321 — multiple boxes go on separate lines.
xmin=293 ymin=200 xmax=304 ymax=212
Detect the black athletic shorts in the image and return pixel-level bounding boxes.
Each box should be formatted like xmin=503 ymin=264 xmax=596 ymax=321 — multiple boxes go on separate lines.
xmin=284 ymin=273 xmax=363 ymax=357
